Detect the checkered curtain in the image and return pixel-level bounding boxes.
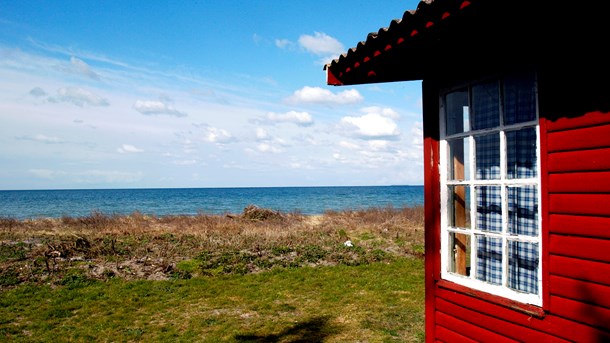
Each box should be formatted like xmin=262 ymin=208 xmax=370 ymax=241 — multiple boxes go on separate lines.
xmin=503 ymin=73 xmax=536 ymax=125
xmin=472 ymin=81 xmax=499 ymax=130
xmin=476 ymin=186 xmax=502 ymax=232
xmin=508 ymin=186 xmax=538 ymax=236
xmin=476 ymin=235 xmax=502 ymax=285
xmin=508 ymin=241 xmax=539 ymax=293
xmin=476 ymin=134 xmax=500 ymax=180
xmin=507 ymin=128 xmax=537 ymax=179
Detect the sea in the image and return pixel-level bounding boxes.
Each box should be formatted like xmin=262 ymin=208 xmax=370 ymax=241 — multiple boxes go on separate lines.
xmin=0 ymin=185 xmax=424 ymax=220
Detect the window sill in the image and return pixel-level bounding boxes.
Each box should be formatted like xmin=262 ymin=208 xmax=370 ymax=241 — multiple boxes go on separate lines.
xmin=436 ymin=279 xmax=546 ymax=318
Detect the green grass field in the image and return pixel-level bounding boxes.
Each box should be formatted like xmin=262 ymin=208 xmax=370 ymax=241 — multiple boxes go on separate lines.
xmin=1 ymin=207 xmax=425 ymax=342
xmin=1 ymin=258 xmax=424 ymax=342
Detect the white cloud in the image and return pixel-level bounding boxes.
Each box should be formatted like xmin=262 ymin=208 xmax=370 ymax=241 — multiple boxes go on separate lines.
xmin=339 ymin=140 xmax=360 ymax=150
xmin=360 ymin=106 xmax=400 ymax=119
xmin=201 ymin=126 xmax=234 ymax=144
xmin=117 ymin=144 xmax=144 ymax=153
xmin=255 ymin=127 xmax=269 ymax=140
xmin=340 ymin=107 xmax=401 ymax=140
xmin=285 ymin=86 xmax=363 ymax=105
xmin=172 ymin=159 xmax=197 ymax=166
xmin=133 ymin=100 xmax=187 ymax=117
xmin=275 ymin=39 xmax=295 ymax=49
xmin=256 ymin=143 xmax=283 ymax=154
xmin=49 ymin=87 xmax=109 ymax=107
xmin=265 ymin=111 xmax=313 ymax=127
xmin=298 ymin=32 xmax=344 ymax=56
xmin=16 ymin=134 xmax=63 ymax=144
xmin=69 ymin=56 xmax=100 ymax=80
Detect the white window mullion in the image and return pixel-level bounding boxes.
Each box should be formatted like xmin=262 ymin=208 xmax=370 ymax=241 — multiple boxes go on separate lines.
xmin=439 ymin=139 xmax=449 ymax=276
xmin=499 ymin=130 xmax=508 ymax=287
xmin=469 ymin=135 xmax=476 ymax=280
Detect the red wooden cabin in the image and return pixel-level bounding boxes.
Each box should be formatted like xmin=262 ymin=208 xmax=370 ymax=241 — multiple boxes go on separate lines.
xmin=325 ymin=0 xmax=610 ymax=341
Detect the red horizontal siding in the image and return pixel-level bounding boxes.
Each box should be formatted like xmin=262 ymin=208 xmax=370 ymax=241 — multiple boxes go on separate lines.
xmin=547 ymin=123 xmax=610 ymax=152
xmin=435 ymin=287 xmax=609 ymax=341
xmin=548 ymin=172 xmax=610 ymax=193
xmin=436 ymin=297 xmax=559 ymax=342
xmin=546 ymin=111 xmax=610 ymax=132
xmin=550 ymin=275 xmax=610 ymax=310
xmin=547 ymin=147 xmax=610 ymax=173
xmin=550 ymin=255 xmax=610 ymax=286
xmin=435 ymin=325 xmax=478 ymax=343
xmin=550 ymin=295 xmax=610 ymax=331
xmin=550 ymin=234 xmax=610 ymax=264
xmin=435 ymin=311 xmax=514 ymax=342
xmin=549 ymin=194 xmax=610 ymax=216
xmin=549 ymin=214 xmax=610 ymax=239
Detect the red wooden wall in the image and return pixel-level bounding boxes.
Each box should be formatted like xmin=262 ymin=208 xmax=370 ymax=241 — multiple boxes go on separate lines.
xmin=424 ymin=72 xmax=610 ymax=341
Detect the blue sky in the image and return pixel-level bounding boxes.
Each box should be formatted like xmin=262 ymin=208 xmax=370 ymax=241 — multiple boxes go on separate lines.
xmin=0 ymin=0 xmax=424 ymax=190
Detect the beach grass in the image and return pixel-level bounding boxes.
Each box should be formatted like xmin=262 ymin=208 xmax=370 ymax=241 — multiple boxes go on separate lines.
xmin=0 ymin=206 xmax=425 ymax=342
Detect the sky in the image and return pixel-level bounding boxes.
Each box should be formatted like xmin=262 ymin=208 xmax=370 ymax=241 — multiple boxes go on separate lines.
xmin=0 ymin=0 xmax=424 ymax=190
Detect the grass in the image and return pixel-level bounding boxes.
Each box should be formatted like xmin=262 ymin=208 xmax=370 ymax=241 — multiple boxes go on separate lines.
xmin=0 ymin=205 xmax=425 ymax=342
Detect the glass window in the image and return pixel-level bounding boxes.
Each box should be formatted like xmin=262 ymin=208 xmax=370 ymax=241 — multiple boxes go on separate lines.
xmin=472 ymin=80 xmax=499 ymax=130
xmin=445 ymin=88 xmax=469 ymax=135
xmin=448 ymin=137 xmax=470 ymax=181
xmin=504 ymin=73 xmax=536 ymax=125
xmin=440 ymin=72 xmax=541 ymax=306
xmin=475 ymin=134 xmax=500 ymax=180
xmin=506 ymin=128 xmax=537 ymax=179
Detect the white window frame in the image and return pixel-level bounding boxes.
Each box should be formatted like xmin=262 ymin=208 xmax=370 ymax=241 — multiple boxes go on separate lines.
xmin=439 ymin=73 xmax=543 ymax=306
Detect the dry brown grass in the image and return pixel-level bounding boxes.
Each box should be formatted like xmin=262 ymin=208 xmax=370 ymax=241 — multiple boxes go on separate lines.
xmin=0 ymin=205 xmax=424 ymax=288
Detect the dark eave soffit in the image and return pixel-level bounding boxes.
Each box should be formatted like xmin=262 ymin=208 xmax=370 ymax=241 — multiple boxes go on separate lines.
xmin=325 ymin=0 xmax=604 ymax=87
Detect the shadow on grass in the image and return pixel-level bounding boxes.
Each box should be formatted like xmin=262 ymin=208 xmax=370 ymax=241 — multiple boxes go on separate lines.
xmin=234 ymin=316 xmax=337 ymax=343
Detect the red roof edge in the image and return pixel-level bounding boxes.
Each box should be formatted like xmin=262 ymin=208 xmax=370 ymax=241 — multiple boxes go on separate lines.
xmin=325 ymin=66 xmax=344 ymax=86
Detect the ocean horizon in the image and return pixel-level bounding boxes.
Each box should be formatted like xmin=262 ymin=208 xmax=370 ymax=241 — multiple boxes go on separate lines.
xmin=0 ymin=185 xmax=424 ymax=220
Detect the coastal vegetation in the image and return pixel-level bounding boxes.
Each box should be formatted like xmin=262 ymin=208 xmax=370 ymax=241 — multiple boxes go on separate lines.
xmin=0 ymin=205 xmax=425 ymax=342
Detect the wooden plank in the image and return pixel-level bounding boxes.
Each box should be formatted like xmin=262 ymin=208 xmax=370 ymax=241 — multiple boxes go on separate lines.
xmin=435 ymin=311 xmax=515 ymax=343
xmin=550 ymin=234 xmax=610 ymax=264
xmin=550 ymin=295 xmax=610 ymax=331
xmin=550 ymin=255 xmax=610 ymax=286
xmin=549 ymin=214 xmax=610 ymax=239
xmin=546 ymin=111 xmax=610 ymax=132
xmin=550 ymin=275 xmax=610 ymax=310
xmin=436 ymin=297 xmax=560 ymax=342
xmin=549 ymin=172 xmax=610 ymax=193
xmin=436 ymin=287 xmax=549 ymax=329
xmin=549 ymin=194 xmax=610 ymax=217
xmin=423 ymin=78 xmax=441 ymax=343
xmin=547 ymin=123 xmax=610 ymax=152
xmin=547 ymin=147 xmax=610 ymax=173
xmin=436 ymin=325 xmax=478 ymax=343
xmin=436 ymin=287 xmax=610 ymax=341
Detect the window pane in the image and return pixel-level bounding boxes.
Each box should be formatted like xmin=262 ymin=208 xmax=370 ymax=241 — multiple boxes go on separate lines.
xmin=448 ymin=137 xmax=470 ymax=181
xmin=476 ymin=186 xmax=501 ymax=232
xmin=445 ymin=88 xmax=469 ymax=135
xmin=507 ymin=128 xmax=537 ymax=179
xmin=476 ymin=235 xmax=502 ymax=285
xmin=508 ymin=186 xmax=538 ymax=236
xmin=508 ymin=241 xmax=539 ymax=294
xmin=449 ymin=186 xmax=471 ymax=229
xmin=475 ymin=133 xmax=500 ymax=180
xmin=472 ymin=80 xmax=499 ymax=130
xmin=449 ymin=232 xmax=471 ymax=276
xmin=504 ymin=73 xmax=536 ymax=125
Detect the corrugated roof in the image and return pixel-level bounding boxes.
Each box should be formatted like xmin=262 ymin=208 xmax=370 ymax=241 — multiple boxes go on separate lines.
xmin=325 ymin=0 xmax=476 ymax=85
xmin=325 ymin=0 xmax=606 ymax=86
